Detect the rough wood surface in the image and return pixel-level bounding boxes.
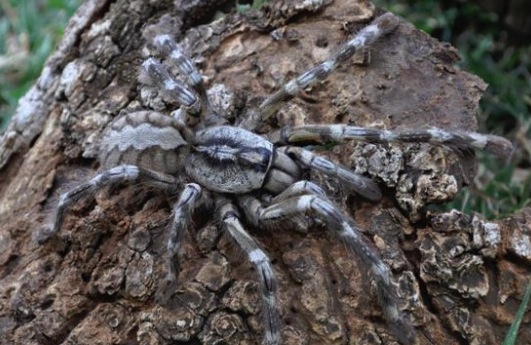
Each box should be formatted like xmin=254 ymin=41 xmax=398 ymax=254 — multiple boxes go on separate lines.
xmin=0 ymin=0 xmax=530 ymax=344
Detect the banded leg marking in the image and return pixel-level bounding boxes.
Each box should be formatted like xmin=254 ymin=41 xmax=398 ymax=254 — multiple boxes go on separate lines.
xmin=158 ymin=183 xmax=203 ymax=302
xmin=246 ymin=193 xmax=415 ymax=344
xmin=282 ymin=146 xmax=382 ymax=201
xmin=271 ymin=180 xmax=328 ymax=203
xmin=39 ymin=165 xmax=176 ymax=243
xmin=140 ymin=58 xmax=201 ymax=115
xmin=218 ymin=201 xmax=280 ymax=345
xmin=259 ymin=13 xmax=400 ymax=121
xmin=271 ymin=124 xmax=514 ymax=157
xmin=150 ymin=34 xmax=223 ymax=126
xmin=239 ymin=181 xmax=329 ymax=232
xmin=152 ymin=34 xmax=203 ymax=90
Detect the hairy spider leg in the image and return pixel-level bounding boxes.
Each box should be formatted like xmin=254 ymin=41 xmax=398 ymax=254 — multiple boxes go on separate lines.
xmin=157 ymin=183 xmax=204 ymax=303
xmin=270 ymin=180 xmax=329 ymax=202
xmin=151 ymin=34 xmax=223 ymax=127
xmin=140 ymin=57 xmax=201 ymax=116
xmin=218 ymin=199 xmax=280 ymax=345
xmin=253 ymin=13 xmax=400 ymax=125
xmin=270 ymin=124 xmax=514 ymax=158
xmin=243 ymin=180 xmax=331 ymax=233
xmin=239 ymin=189 xmax=416 ymax=345
xmin=38 ymin=165 xmax=177 ymax=243
xmin=280 ymin=146 xmax=382 ymax=201
xmin=152 ymin=35 xmax=204 ymax=91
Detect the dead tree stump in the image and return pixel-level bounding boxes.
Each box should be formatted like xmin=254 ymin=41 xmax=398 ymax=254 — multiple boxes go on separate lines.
xmin=0 ymin=0 xmax=529 ymax=344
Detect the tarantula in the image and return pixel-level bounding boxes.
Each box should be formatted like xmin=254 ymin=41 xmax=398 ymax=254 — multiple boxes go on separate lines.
xmin=39 ymin=13 xmax=512 ymax=345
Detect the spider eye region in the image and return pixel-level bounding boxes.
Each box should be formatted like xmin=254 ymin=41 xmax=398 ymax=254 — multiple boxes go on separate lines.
xmin=186 ymin=126 xmax=274 ymax=193
xmin=193 ymin=144 xmax=270 ymax=171
xmin=194 ymin=143 xmax=241 ymax=162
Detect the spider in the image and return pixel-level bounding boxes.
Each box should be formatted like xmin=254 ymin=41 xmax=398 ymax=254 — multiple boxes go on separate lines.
xmin=38 ymin=13 xmax=512 ymax=345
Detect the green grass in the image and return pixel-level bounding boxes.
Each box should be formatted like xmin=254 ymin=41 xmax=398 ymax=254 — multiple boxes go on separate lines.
xmin=503 ymin=280 xmax=531 ymax=345
xmin=0 ymin=0 xmax=80 ymax=129
xmin=373 ymin=0 xmax=531 ymax=219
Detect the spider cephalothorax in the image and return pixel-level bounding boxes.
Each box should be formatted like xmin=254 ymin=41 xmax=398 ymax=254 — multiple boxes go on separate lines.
xmin=40 ymin=13 xmax=512 ymax=345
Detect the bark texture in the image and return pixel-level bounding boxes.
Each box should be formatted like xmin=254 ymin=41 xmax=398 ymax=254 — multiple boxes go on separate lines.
xmin=0 ymin=0 xmax=530 ymax=344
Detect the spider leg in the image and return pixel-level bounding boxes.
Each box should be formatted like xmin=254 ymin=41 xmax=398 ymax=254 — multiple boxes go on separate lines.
xmin=258 ymin=13 xmax=399 ymax=122
xmin=271 ymin=180 xmax=328 ymax=202
xmin=152 ymin=35 xmax=204 ymax=93
xmin=150 ymin=34 xmax=223 ymax=126
xmin=217 ymin=198 xmax=280 ymax=345
xmin=271 ymin=124 xmax=514 ymax=157
xmin=280 ymin=146 xmax=382 ymax=201
xmin=157 ymin=183 xmax=203 ymax=303
xmin=38 ymin=165 xmax=176 ymax=243
xmin=242 ymin=180 xmax=330 ymax=233
xmin=240 ymin=191 xmax=415 ymax=345
xmin=140 ymin=57 xmax=201 ymax=116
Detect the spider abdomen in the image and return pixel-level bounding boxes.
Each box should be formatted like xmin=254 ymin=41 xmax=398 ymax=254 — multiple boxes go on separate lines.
xmin=186 ymin=126 xmax=274 ymax=193
xmin=98 ymin=111 xmax=187 ymax=174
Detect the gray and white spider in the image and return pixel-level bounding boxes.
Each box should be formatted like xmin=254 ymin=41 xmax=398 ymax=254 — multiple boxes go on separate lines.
xmin=39 ymin=13 xmax=512 ymax=345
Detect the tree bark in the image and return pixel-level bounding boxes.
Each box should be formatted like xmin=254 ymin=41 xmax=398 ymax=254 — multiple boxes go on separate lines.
xmin=0 ymin=0 xmax=529 ymax=344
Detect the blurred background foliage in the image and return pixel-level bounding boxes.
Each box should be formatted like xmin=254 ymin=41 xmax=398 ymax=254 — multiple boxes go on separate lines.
xmin=373 ymin=0 xmax=531 ymax=218
xmin=1 ymin=0 xmax=530 ymax=218
xmin=0 ymin=0 xmax=80 ymax=129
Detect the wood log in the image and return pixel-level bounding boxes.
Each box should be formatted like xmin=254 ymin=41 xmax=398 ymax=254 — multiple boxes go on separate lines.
xmin=0 ymin=0 xmax=529 ymax=344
